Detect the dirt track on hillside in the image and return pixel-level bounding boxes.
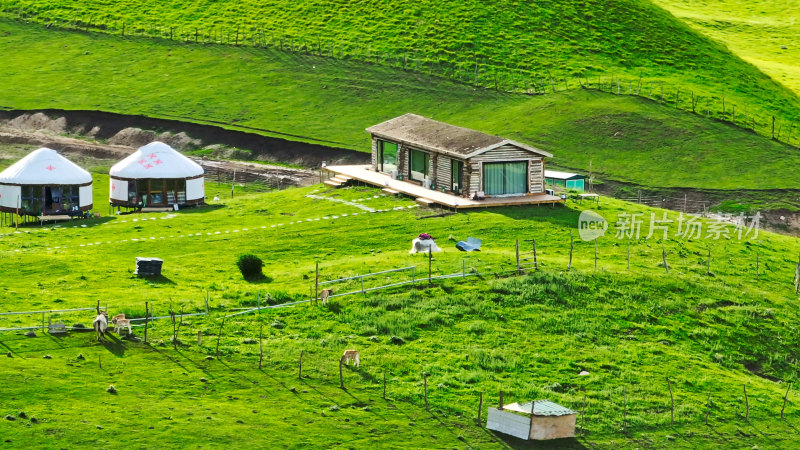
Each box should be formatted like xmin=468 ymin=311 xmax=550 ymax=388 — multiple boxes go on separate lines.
xmin=0 ymin=114 xmax=320 ymax=187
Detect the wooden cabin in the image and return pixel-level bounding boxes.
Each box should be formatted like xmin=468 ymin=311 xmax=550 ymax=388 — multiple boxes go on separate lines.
xmin=366 ymin=114 xmax=552 ymax=198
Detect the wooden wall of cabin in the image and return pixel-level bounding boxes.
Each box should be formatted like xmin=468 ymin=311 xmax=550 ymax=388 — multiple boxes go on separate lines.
xmin=397 ymin=144 xmax=407 ymax=178
xmin=529 ymin=158 xmax=544 ymax=193
xmin=370 ymin=137 xmax=378 ymax=170
xmin=435 ymin=155 xmax=449 ymax=190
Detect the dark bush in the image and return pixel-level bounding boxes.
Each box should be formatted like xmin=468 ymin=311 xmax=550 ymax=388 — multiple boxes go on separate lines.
xmin=236 ymin=254 xmax=264 ymax=280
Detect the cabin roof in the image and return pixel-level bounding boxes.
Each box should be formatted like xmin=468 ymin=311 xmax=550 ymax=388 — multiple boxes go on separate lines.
xmin=545 ymin=170 xmax=586 ymax=180
xmin=366 ymin=113 xmax=552 ymax=159
xmin=503 ymin=400 xmax=577 ymax=417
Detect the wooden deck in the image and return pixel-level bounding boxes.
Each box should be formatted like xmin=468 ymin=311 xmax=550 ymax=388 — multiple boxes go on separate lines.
xmin=38 ymin=214 xmax=72 ymax=223
xmin=325 ymin=165 xmax=565 ymax=209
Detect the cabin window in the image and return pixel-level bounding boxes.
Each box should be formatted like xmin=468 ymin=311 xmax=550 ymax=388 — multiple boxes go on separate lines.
xmin=378 ymin=140 xmax=398 ymax=174
xmin=409 ymin=149 xmax=429 ymax=182
xmin=483 ymin=162 xmax=528 ymax=196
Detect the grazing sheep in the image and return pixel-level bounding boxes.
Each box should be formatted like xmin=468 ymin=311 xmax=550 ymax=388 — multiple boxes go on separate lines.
xmin=93 ymin=312 xmax=108 ymax=342
xmin=111 ymin=314 xmax=132 ymax=335
xmin=320 ymin=289 xmax=333 ymax=305
xmin=341 ymin=349 xmax=360 ymax=367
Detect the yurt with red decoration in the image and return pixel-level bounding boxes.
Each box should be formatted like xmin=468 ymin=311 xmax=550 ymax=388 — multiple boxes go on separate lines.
xmin=0 ymin=148 xmax=93 ymax=217
xmin=109 ymin=142 xmax=204 ymax=208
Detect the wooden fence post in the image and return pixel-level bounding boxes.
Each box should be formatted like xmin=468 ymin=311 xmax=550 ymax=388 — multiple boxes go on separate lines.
xmin=424 ymin=373 xmax=429 ymax=411
xmin=528 ymin=399 xmax=536 ymax=437
xmin=197 ymin=330 xmax=202 ymax=346
xmin=744 ymin=384 xmax=750 ymax=423
xmin=707 ymin=248 xmax=712 ymax=275
xmin=428 ymin=248 xmax=432 ymax=284
xmin=339 ymin=356 xmax=345 ymax=389
xmin=623 ymin=385 xmax=628 ymax=430
xmin=795 ymin=253 xmax=800 ymax=294
xmin=782 ymin=383 xmax=791 ymax=420
xmin=144 ymin=302 xmax=149 ymax=343
xmin=662 ymin=246 xmax=670 ymax=274
xmin=568 ymin=233 xmax=574 ymax=271
xmin=627 ymin=244 xmax=631 ymax=270
xmin=756 ymin=252 xmax=760 ymax=281
xmin=580 ymin=395 xmax=587 ymax=435
xmin=215 ymin=317 xmax=225 ymax=357
xmin=315 ymin=262 xmax=319 ymax=306
xmin=258 ymin=321 xmax=264 ymax=369
xmin=478 ymin=391 xmax=483 ymax=424
xmin=532 ymin=238 xmax=538 ymax=270
xmin=299 ymin=350 xmax=304 ymax=380
xmin=667 ymin=378 xmax=674 ymax=426
xmin=499 ymin=390 xmax=504 ymax=409
xmin=170 ymin=309 xmax=177 ymax=349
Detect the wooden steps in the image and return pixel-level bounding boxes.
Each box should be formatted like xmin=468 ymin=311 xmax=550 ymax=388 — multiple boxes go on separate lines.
xmin=324 ymin=174 xmax=352 ymax=188
xmin=415 ymin=197 xmax=436 ymax=207
xmin=381 ymin=188 xmax=400 ymax=195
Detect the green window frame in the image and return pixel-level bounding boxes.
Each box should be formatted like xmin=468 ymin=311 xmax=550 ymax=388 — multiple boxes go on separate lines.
xmin=378 ymin=140 xmax=398 ymax=174
xmin=451 ymin=159 xmax=464 ymax=194
xmin=409 ymin=149 xmax=429 ymax=182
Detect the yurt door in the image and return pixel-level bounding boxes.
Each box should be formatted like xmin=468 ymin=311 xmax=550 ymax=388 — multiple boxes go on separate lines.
xmin=149 ymin=179 xmax=165 ymax=205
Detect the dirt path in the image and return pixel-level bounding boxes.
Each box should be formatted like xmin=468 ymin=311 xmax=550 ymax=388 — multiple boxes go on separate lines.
xmin=0 ymin=109 xmax=369 ymax=166
xmin=0 ymin=118 xmax=319 ymax=187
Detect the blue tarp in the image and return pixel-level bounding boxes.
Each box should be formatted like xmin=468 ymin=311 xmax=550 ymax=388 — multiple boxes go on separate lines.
xmin=456 ymin=237 xmax=481 ymax=252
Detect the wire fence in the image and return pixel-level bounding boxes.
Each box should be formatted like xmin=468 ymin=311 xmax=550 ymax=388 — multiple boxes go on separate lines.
xmin=616 ymin=194 xmax=713 ymax=216
xmin=201 ymin=162 xmax=295 ymax=193
xmin=1 ymin=9 xmax=798 ymax=149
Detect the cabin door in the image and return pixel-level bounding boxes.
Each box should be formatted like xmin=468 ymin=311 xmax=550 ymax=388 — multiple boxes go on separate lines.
xmin=482 ymin=162 xmax=528 ymax=196
xmin=378 ymin=140 xmax=398 ymax=175
xmin=451 ymin=160 xmax=463 ymax=194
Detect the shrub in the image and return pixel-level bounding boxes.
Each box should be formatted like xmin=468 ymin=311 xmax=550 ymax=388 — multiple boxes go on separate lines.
xmin=236 ymin=254 xmax=264 ymax=280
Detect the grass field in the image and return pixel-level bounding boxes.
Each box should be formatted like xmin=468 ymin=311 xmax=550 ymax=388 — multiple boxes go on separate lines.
xmin=3 ymin=1 xmax=800 ymax=447
xmin=1 ymin=21 xmax=800 ymax=193
xmin=653 ymin=0 xmax=800 ymax=96
xmin=4 ymin=145 xmax=800 ymax=446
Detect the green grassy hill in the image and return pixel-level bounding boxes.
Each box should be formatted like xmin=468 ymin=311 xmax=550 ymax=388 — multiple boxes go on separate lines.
xmin=2 ymin=20 xmax=800 ymax=194
xmin=653 ymin=0 xmax=800 ymax=96
xmin=3 ymin=149 xmax=800 ymax=446
xmin=4 ymin=0 xmax=800 ymax=124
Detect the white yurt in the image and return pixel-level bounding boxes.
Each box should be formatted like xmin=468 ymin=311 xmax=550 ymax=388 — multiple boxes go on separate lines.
xmin=109 ymin=142 xmax=204 ymax=208
xmin=0 ymin=148 xmax=93 ymax=217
